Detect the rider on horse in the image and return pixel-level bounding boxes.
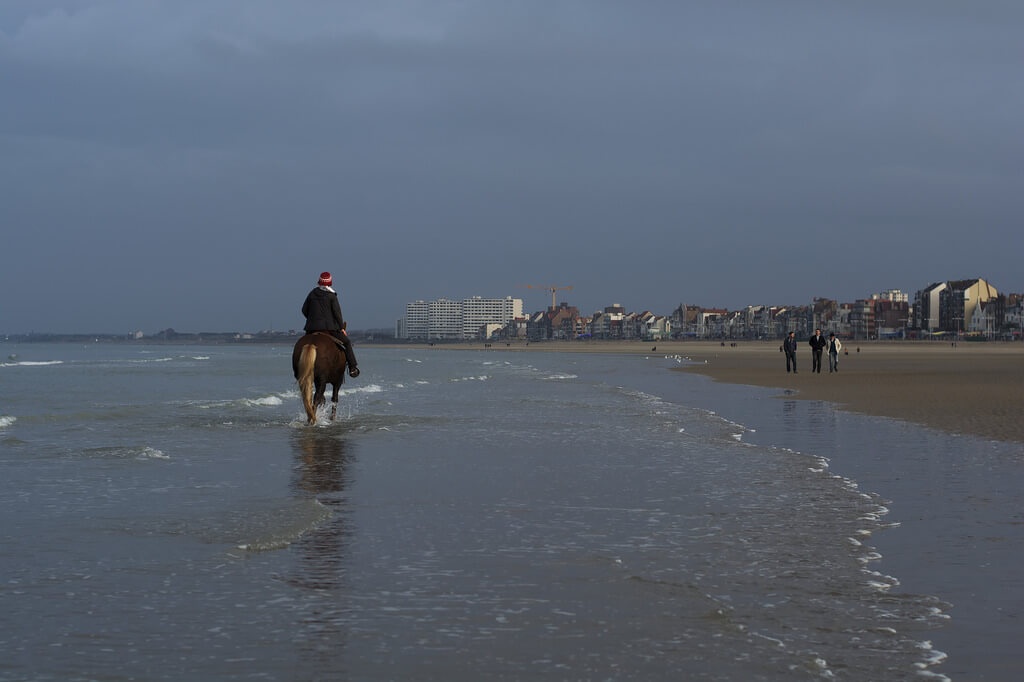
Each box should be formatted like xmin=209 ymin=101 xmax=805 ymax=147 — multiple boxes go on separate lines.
xmin=302 ymin=271 xmax=359 ymax=378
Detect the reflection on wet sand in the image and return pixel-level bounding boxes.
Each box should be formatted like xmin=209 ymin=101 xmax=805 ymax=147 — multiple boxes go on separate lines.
xmin=288 ymin=429 xmax=357 ymax=674
xmin=293 ymin=429 xmax=355 ymax=497
xmin=289 ymin=429 xmax=354 ymax=590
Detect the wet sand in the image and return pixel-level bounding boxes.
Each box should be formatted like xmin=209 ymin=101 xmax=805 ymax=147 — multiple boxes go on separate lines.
xmin=379 ymin=340 xmax=1024 ymax=443
xmin=670 ymin=341 xmax=1024 ymax=444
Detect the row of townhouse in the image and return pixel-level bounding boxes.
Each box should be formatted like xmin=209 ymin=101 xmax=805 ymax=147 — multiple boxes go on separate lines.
xmin=671 ymin=279 xmax=1020 ymax=340
xmin=494 ymin=303 xmax=672 ymax=342
xmin=398 ymin=277 xmax=1021 ymax=342
xmin=912 ymin=278 xmax=1014 ymax=336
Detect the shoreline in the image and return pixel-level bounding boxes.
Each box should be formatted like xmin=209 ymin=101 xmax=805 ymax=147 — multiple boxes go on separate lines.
xmin=373 ymin=340 xmax=1024 ymax=444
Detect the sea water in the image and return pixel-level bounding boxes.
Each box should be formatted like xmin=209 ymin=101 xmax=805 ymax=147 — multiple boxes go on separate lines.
xmin=0 ymin=343 xmax=1020 ymax=680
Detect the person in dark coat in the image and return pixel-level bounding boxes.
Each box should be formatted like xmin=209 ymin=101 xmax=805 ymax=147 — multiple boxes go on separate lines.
xmin=808 ymin=328 xmax=827 ymax=374
xmin=782 ymin=331 xmax=798 ymax=373
xmin=302 ymin=271 xmax=359 ymax=377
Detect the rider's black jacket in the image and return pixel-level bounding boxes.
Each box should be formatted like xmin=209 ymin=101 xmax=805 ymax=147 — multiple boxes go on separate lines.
xmin=302 ymin=287 xmax=345 ymax=332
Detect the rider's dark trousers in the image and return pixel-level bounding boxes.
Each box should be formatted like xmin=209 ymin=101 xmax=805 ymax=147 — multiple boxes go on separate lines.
xmin=328 ymin=331 xmax=358 ymax=369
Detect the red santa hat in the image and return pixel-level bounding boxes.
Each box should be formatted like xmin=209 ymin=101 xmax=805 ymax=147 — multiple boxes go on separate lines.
xmin=318 ymin=272 xmax=332 ymax=286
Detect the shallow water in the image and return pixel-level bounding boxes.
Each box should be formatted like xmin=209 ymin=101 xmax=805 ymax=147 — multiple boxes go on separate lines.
xmin=1 ymin=344 xmax=1020 ymax=680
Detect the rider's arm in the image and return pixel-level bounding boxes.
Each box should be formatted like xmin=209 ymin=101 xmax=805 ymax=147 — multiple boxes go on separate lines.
xmin=331 ymin=295 xmax=345 ymax=329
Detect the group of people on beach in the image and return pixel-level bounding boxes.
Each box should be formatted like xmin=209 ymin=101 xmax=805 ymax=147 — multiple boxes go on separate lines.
xmin=782 ymin=329 xmax=842 ymax=374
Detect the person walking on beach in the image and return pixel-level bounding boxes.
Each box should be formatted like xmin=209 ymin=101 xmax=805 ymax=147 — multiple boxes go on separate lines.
xmin=827 ymin=333 xmax=842 ymax=373
xmin=302 ymin=271 xmax=360 ymax=377
xmin=783 ymin=331 xmax=798 ymax=373
xmin=809 ymin=329 xmax=827 ymax=374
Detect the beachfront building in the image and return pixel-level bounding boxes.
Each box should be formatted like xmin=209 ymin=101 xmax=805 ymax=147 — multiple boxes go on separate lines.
xmin=739 ymin=305 xmax=777 ymax=339
xmin=875 ymin=299 xmax=910 ymax=337
xmin=591 ymin=304 xmax=626 ymax=339
xmin=873 ymin=289 xmax=909 ymax=303
xmin=913 ymin=282 xmax=948 ymax=332
xmin=547 ymin=302 xmax=580 ymax=339
xmin=462 ymin=296 xmax=523 ymax=339
xmin=669 ymin=304 xmax=700 ymax=338
xmin=1004 ymin=295 xmax=1024 ymax=339
xmin=402 ymin=296 xmax=524 ymax=340
xmin=404 ymin=301 xmax=430 ymax=339
xmin=774 ymin=306 xmax=810 ymax=338
xmin=428 ymin=299 xmax=462 ymax=340
xmin=636 ymin=311 xmax=671 ymax=340
xmin=849 ymin=299 xmax=876 ymax=339
xmin=812 ymin=298 xmax=840 ymax=335
xmin=939 ymin=278 xmax=999 ymax=334
xmin=696 ymin=309 xmax=728 ymax=338
xmin=967 ymin=298 xmax=1004 ymax=339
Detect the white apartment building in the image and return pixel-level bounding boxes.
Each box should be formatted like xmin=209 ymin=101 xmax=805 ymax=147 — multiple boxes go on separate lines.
xmin=461 ymin=296 xmax=523 ymax=338
xmin=404 ymin=301 xmax=430 ymax=339
xmin=872 ymin=289 xmax=909 ymax=303
xmin=428 ymin=299 xmax=463 ymax=340
xmin=403 ymin=296 xmax=523 ymax=340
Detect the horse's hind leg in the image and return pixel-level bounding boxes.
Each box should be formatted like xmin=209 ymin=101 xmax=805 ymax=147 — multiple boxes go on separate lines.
xmin=330 ymin=384 xmax=340 ymax=421
xmin=314 ymin=382 xmax=327 ymax=411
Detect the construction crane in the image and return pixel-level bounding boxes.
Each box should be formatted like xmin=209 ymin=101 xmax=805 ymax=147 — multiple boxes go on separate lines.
xmin=522 ymin=285 xmax=574 ymax=310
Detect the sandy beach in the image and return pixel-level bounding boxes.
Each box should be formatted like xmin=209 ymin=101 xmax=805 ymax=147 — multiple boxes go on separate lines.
xmin=378 ymin=340 xmax=1024 ymax=444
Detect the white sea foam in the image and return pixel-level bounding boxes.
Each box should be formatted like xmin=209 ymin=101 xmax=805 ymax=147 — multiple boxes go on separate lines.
xmin=339 ymin=383 xmax=384 ymax=395
xmin=0 ymin=360 xmax=64 ymax=367
xmin=914 ymin=641 xmax=950 ymax=679
xmin=541 ymin=373 xmax=578 ymax=380
xmin=246 ymin=396 xmax=283 ymax=407
xmin=138 ymin=447 xmax=169 ymax=460
xmin=85 ymin=445 xmax=169 ymax=460
xmin=0 ymin=415 xmax=16 ymax=429
xmin=191 ymin=356 xmax=210 ymax=360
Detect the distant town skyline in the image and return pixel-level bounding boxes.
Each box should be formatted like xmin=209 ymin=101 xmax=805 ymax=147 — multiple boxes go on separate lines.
xmin=396 ymin=276 xmax=1020 ymax=342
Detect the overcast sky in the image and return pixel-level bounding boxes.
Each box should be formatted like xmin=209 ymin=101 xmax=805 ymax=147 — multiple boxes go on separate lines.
xmin=2 ymin=1 xmax=1022 ymax=333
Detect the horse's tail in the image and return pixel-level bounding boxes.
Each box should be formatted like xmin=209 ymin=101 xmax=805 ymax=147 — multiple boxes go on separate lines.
xmin=297 ymin=343 xmax=317 ymax=424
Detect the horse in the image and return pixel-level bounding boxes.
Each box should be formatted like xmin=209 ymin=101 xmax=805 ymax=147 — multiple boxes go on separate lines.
xmin=292 ymin=331 xmax=348 ymax=424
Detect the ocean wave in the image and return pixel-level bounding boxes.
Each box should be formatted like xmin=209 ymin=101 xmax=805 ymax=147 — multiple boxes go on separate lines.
xmin=234 ymin=499 xmax=333 ymax=552
xmin=187 ymin=389 xmax=301 ymax=410
xmin=0 ymin=360 xmax=64 ymax=368
xmin=81 ymin=445 xmax=169 ymax=460
xmin=137 ymin=446 xmax=170 ymax=460
xmin=339 ymin=383 xmax=384 ymax=395
xmin=541 ymin=373 xmax=578 ymax=380
xmin=245 ymin=396 xmax=284 ymax=407
xmin=0 ymin=416 xmax=16 ymax=429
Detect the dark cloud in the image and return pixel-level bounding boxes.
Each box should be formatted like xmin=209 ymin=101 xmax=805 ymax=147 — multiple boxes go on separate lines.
xmin=2 ymin=1 xmax=1022 ymax=332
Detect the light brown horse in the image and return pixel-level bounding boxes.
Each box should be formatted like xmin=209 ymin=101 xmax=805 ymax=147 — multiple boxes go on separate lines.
xmin=292 ymin=332 xmax=347 ymax=424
